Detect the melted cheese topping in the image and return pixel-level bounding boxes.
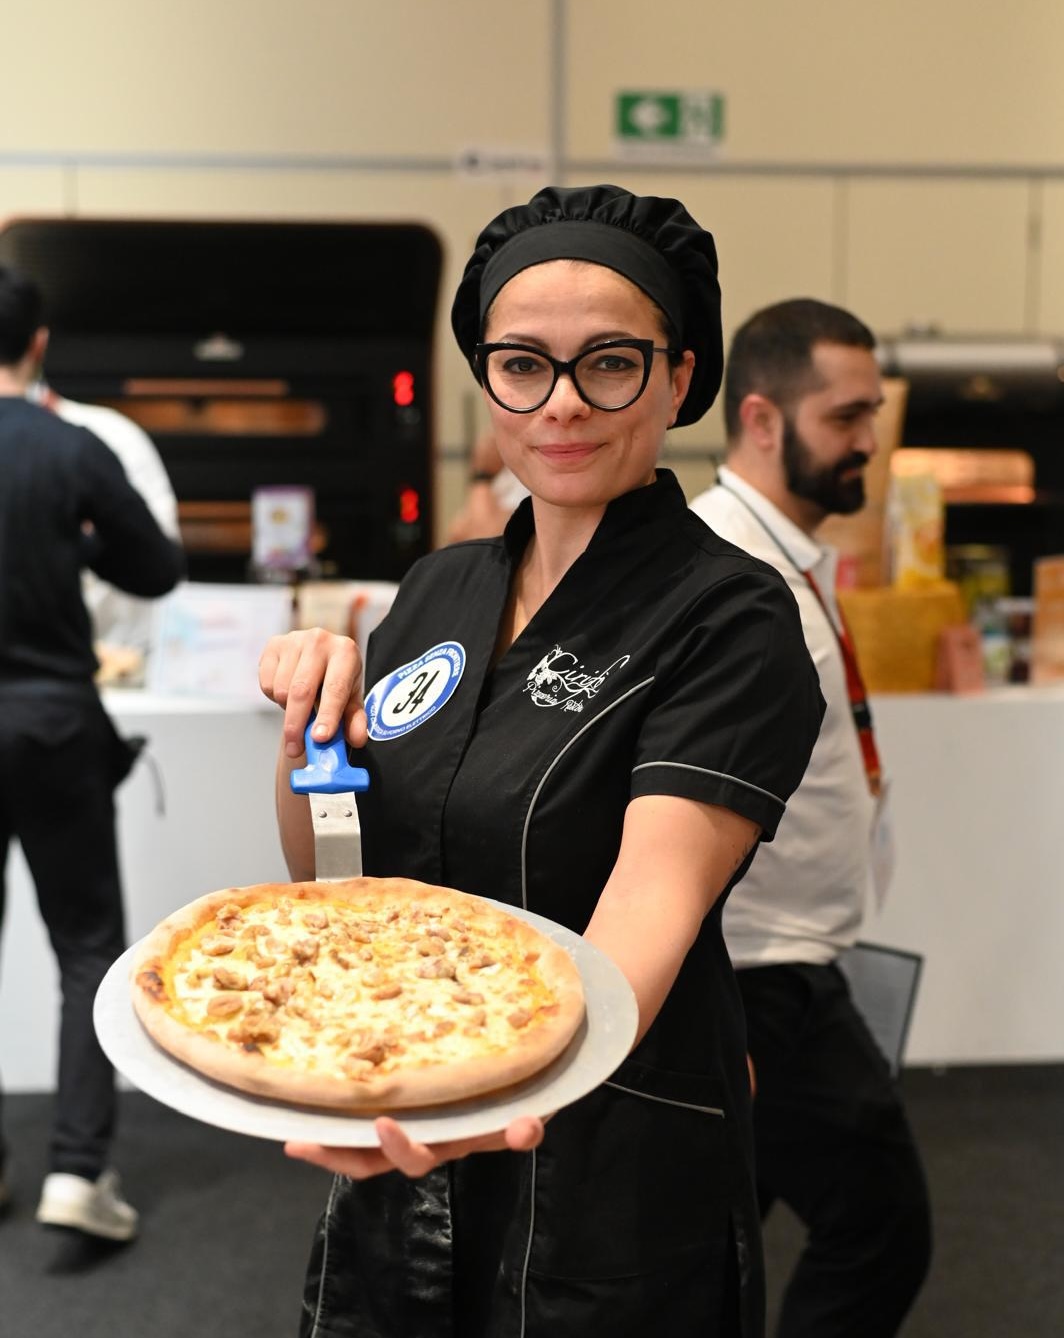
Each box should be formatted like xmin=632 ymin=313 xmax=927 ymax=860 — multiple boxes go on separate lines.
xmin=163 ymin=896 xmax=559 ymax=1082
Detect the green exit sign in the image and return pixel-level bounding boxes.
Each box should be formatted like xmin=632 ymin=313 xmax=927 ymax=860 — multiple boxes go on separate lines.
xmin=615 ymin=90 xmax=725 ymax=160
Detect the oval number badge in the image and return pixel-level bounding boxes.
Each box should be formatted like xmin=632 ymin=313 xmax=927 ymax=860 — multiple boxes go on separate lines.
xmin=365 ymin=641 xmax=466 ymax=741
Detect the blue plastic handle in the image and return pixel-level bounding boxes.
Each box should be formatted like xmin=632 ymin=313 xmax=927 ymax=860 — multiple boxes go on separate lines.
xmin=289 ymin=715 xmax=370 ymax=796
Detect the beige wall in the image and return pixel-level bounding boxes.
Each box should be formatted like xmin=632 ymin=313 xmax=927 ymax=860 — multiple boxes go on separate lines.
xmin=566 ymin=1 xmax=1064 ymax=164
xmin=3 ymin=0 xmax=1063 ymax=538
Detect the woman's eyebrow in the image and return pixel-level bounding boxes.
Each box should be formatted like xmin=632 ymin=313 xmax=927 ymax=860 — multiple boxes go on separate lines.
xmin=491 ymin=329 xmax=641 ymax=348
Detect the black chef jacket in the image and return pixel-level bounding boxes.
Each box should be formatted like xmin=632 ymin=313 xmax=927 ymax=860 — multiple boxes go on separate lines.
xmin=300 ymin=471 xmax=823 ymax=1338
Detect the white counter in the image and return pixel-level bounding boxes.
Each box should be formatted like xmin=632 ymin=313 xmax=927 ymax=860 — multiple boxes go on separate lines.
xmin=2 ymin=686 xmax=1062 ymax=1091
xmin=862 ymin=685 xmax=1064 ymax=1066
xmin=1 ymin=691 xmax=289 ymax=1093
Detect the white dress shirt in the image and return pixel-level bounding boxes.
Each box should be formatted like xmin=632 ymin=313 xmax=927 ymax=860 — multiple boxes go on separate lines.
xmin=690 ymin=466 xmax=879 ymax=966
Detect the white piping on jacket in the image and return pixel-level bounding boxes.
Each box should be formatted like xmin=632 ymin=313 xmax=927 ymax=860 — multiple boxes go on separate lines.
xmin=517 ymin=675 xmax=654 ymax=1336
xmin=632 ymin=759 xmax=784 ymax=809
xmin=308 ymin=1173 xmax=344 ymax=1338
xmin=605 ymin=1080 xmax=725 ymax=1118
xmin=519 ymin=677 xmax=655 ymax=911
xmin=515 ymin=682 xmax=765 ymax=1324
xmin=519 ymin=1147 xmax=538 ymax=1338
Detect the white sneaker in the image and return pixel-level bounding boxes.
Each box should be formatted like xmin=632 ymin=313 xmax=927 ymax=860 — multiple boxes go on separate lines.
xmin=36 ymin=1170 xmax=139 ymax=1241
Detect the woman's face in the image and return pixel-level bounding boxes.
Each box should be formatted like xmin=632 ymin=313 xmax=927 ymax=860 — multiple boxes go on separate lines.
xmin=481 ymin=260 xmax=694 ymax=513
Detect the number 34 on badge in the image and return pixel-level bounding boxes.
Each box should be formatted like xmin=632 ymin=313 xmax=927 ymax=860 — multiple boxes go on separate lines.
xmin=365 ymin=642 xmax=466 ymax=741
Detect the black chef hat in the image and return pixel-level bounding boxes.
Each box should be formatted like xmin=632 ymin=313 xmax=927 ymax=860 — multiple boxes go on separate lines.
xmin=451 ymin=183 xmax=723 ymax=427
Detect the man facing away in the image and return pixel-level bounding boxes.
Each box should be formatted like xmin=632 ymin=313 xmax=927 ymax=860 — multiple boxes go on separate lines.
xmin=31 ymin=381 xmax=181 ymax=660
xmin=0 ymin=264 xmax=184 ymax=1239
xmin=690 ymin=298 xmax=932 ymax=1338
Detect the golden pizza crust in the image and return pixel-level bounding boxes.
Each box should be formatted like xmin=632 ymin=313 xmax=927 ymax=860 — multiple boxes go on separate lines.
xmin=130 ymin=877 xmax=585 ymax=1112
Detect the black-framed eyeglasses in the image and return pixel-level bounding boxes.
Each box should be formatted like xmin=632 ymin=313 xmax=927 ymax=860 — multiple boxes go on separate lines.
xmin=474 ymin=338 xmax=678 ymax=414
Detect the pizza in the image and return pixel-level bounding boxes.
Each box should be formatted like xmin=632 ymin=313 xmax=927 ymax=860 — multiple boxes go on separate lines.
xmin=129 ymin=877 xmax=585 ymax=1112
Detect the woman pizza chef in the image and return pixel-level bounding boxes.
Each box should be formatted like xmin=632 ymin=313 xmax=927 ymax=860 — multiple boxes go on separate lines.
xmin=259 ymin=184 xmax=824 ymax=1338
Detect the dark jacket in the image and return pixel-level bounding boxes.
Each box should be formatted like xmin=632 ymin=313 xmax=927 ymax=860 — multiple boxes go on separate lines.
xmin=297 ymin=473 xmax=824 ymax=1338
xmin=0 ymin=397 xmax=184 ymax=688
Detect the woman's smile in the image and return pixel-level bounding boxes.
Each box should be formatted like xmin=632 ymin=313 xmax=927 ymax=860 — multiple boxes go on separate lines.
xmin=534 ymin=439 xmax=601 ymax=462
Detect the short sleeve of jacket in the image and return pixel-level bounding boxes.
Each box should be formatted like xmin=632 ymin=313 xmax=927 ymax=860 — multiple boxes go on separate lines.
xmin=630 ymin=566 xmax=824 ymax=841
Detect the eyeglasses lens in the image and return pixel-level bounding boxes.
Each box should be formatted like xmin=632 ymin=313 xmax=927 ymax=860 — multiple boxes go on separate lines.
xmin=484 ymin=345 xmax=647 ymax=412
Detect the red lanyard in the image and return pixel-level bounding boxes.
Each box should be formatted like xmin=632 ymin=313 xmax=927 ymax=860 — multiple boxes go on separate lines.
xmin=715 ymin=480 xmax=883 ymax=798
xmin=804 ymin=570 xmax=883 ymax=797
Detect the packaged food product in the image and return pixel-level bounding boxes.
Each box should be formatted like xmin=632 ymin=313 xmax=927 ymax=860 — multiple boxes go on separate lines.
xmin=887 ymin=474 xmax=945 ymax=590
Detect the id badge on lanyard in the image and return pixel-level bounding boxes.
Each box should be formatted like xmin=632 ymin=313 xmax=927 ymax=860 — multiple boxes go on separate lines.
xmin=870 ymin=780 xmax=895 ymax=910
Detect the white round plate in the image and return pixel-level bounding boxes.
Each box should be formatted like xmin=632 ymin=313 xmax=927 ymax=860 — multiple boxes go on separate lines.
xmin=94 ymin=899 xmax=637 ymax=1146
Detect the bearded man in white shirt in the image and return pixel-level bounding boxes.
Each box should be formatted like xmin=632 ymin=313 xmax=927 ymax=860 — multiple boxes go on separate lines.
xmin=690 ymin=298 xmax=931 ymax=1338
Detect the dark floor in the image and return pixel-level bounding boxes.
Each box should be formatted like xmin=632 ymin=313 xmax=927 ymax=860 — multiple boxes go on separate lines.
xmin=764 ymin=1065 xmax=1064 ymax=1337
xmin=0 ymin=1092 xmax=325 ymax=1338
xmin=1 ymin=1065 xmax=1062 ymax=1338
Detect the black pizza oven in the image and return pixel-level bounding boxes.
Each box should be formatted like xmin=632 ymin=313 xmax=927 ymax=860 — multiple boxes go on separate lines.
xmin=0 ymin=217 xmax=442 ymax=582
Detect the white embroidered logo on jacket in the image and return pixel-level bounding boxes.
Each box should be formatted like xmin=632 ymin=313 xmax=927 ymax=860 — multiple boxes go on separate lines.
xmin=524 ymin=646 xmax=630 ymax=712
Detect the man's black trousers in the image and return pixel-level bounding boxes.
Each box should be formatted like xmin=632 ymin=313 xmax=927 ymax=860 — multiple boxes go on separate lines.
xmin=0 ymin=688 xmax=132 ymax=1181
xmin=738 ymin=961 xmax=932 ymax=1338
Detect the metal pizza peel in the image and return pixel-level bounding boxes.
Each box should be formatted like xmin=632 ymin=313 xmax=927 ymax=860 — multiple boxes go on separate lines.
xmin=288 ymin=716 xmax=369 ymax=881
